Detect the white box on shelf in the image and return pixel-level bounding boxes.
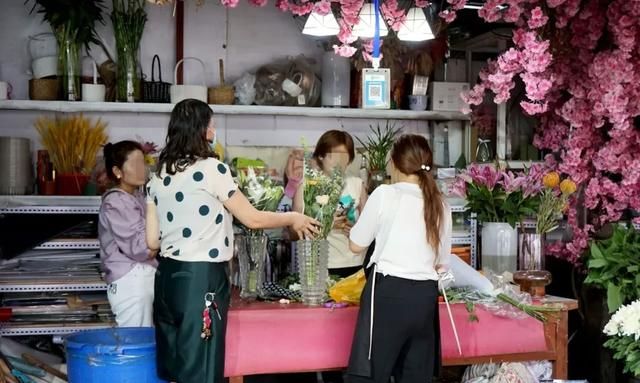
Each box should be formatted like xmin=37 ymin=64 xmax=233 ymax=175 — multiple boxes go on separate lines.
xmin=429 ymin=82 xmax=469 ymax=112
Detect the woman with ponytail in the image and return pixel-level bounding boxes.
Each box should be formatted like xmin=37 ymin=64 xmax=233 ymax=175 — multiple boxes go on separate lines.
xmin=98 ymin=140 xmax=158 ymax=327
xmin=346 ymin=134 xmax=452 ymax=383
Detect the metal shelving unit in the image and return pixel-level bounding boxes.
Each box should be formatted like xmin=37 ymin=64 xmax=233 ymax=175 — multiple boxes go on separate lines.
xmin=1 ymin=195 xmax=105 ymax=336
xmin=34 ymin=239 xmax=100 ymax=250
xmin=0 ymin=322 xmax=114 ymax=337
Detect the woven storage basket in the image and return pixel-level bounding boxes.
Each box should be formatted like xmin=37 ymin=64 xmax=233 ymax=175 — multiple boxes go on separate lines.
xmin=208 ymin=59 xmax=235 ymax=105
xmin=143 ymin=55 xmax=171 ymax=103
xmin=29 ymin=78 xmax=59 ymax=100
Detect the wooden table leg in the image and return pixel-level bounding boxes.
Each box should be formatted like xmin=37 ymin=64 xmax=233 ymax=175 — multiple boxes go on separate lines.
xmin=229 ymin=376 xmax=244 ymax=383
xmin=551 ymin=310 xmax=569 ymax=379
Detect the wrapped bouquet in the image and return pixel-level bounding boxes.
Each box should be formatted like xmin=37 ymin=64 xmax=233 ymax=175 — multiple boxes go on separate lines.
xmin=236 ymin=167 xmax=284 ymax=235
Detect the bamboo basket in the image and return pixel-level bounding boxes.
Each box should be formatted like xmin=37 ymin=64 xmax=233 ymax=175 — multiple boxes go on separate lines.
xmin=208 ymin=59 xmax=235 ymax=105
xmin=29 ymin=78 xmax=59 ymax=100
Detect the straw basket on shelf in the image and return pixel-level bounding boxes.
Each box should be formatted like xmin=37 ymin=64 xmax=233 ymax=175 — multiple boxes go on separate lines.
xmin=29 ymin=78 xmax=59 ymax=101
xmin=208 ymin=59 xmax=235 ymax=105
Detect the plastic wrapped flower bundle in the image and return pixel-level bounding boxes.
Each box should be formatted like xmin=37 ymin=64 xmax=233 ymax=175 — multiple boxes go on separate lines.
xmin=236 ymin=167 xmax=284 ymax=235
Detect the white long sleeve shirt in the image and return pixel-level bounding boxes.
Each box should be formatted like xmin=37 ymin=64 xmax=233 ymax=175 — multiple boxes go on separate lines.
xmin=349 ymin=182 xmax=452 ymax=281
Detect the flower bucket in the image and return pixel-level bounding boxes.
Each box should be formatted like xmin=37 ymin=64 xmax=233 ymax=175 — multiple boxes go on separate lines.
xmin=481 ymin=222 xmax=517 ymax=274
xmin=296 ymin=239 xmax=329 ymax=306
xmin=236 ymin=234 xmax=268 ymax=300
xmin=56 ymin=173 xmax=89 ymax=196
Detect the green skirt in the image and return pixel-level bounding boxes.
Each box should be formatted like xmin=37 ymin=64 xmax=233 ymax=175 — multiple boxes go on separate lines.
xmin=154 ymin=257 xmax=230 ymax=383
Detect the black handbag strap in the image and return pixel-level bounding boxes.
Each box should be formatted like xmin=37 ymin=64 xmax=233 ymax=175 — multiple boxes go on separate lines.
xmin=151 ymin=54 xmax=162 ymax=82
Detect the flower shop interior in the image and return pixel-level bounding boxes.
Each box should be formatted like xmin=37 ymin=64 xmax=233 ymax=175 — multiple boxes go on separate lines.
xmin=0 ymin=0 xmax=639 ymax=382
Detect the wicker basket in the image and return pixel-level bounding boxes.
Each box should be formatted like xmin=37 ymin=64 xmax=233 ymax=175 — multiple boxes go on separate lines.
xmin=143 ymin=55 xmax=171 ymax=103
xmin=29 ymin=78 xmax=59 ymax=100
xmin=208 ymin=59 xmax=235 ymax=105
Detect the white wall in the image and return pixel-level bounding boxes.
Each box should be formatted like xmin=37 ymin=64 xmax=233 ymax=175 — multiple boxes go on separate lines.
xmin=0 ymin=1 xmax=433 ymax=169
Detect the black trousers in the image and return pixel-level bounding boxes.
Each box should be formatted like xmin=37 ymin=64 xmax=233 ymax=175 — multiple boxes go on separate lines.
xmin=347 ymin=273 xmax=439 ymax=383
xmin=154 ymin=257 xmax=230 ymax=383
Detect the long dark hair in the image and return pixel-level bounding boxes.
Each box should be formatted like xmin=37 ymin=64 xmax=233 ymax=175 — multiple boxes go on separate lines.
xmin=390 ymin=134 xmax=444 ymax=253
xmin=157 ymin=99 xmax=214 ymax=176
xmin=103 ymin=140 xmax=143 ymax=183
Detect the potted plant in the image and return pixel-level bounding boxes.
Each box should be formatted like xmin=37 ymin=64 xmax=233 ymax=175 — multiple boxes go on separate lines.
xmin=111 ymin=0 xmax=147 ymax=102
xmin=356 ymin=121 xmax=401 ymax=193
xmin=28 ymin=0 xmax=106 ymax=101
xmin=451 ymin=163 xmax=542 ymax=274
xmin=603 ymin=299 xmax=640 ymax=382
xmin=35 ymin=114 xmax=108 ymax=195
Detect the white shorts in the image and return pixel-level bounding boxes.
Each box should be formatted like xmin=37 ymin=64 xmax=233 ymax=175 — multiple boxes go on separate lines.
xmin=107 ymin=263 xmax=156 ymax=327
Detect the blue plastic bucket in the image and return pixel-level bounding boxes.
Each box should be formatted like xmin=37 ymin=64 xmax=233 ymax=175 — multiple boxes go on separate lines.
xmin=65 ymin=327 xmax=166 ymax=383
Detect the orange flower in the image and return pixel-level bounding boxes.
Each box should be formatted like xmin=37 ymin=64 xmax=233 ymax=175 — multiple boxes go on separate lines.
xmin=543 ymin=172 xmax=560 ymax=188
xmin=560 ymin=179 xmax=577 ymax=195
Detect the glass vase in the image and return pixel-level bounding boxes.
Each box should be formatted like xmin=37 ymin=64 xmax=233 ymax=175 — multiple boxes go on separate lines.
xmin=481 ymin=222 xmax=517 ymax=274
xmin=236 ymin=233 xmax=268 ymax=300
xmin=115 ymin=44 xmax=140 ymax=102
xmin=476 ymin=139 xmax=492 ymax=162
xmin=518 ymin=231 xmax=545 ymax=270
xmin=296 ymin=239 xmax=329 ymax=306
xmin=58 ymin=38 xmax=80 ymax=101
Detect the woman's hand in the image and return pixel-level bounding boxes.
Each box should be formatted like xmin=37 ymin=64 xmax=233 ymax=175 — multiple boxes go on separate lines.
xmin=148 ymin=248 xmax=159 ymax=259
xmin=333 ymin=214 xmax=353 ymax=236
xmin=291 ymin=212 xmax=320 ymax=240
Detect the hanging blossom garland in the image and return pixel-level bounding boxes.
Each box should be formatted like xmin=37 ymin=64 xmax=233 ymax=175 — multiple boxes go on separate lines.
xmin=441 ymin=0 xmax=640 ymax=265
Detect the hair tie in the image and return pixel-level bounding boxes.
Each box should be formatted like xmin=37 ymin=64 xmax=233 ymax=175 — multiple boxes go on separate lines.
xmin=420 ymin=164 xmax=431 ymax=172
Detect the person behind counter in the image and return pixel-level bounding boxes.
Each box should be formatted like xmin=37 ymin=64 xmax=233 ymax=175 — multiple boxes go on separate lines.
xmin=98 ymin=140 xmax=158 ymax=327
xmin=291 ymin=130 xmax=369 ymax=278
xmin=145 ymin=98 xmax=319 ymax=383
xmin=346 ymin=134 xmax=452 ymax=383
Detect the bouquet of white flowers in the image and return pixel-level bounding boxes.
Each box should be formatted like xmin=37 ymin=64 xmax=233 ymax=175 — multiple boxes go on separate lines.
xmin=236 ymin=167 xmax=284 ymax=235
xmin=603 ymin=299 xmax=640 ymax=377
xmin=302 ymin=163 xmax=344 ymax=239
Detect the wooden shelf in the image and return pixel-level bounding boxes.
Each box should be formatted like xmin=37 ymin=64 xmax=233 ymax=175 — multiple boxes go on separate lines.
xmin=0 ymin=100 xmax=469 ymax=121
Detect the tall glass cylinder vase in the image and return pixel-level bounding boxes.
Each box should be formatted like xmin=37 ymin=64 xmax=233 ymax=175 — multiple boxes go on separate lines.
xmin=115 ymin=45 xmax=140 ymax=102
xmin=321 ymin=52 xmax=351 ymax=107
xmin=481 ymin=222 xmax=517 ymax=274
xmin=518 ymin=231 xmax=545 ymax=270
xmin=296 ymin=239 xmax=329 ymax=305
xmin=58 ymin=38 xmax=80 ymax=101
xmin=236 ymin=234 xmax=268 ymax=300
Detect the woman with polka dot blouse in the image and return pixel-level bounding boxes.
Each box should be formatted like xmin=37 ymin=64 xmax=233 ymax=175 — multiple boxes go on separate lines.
xmin=145 ymin=99 xmax=319 ymax=383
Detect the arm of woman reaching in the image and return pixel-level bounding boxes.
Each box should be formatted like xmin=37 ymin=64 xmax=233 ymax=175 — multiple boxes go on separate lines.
xmin=224 ymin=191 xmax=319 ymax=239
xmin=349 ymin=187 xmax=383 ymax=254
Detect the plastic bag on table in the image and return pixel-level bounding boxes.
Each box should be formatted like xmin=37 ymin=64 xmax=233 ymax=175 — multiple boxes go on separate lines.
xmin=329 ymin=269 xmax=366 ymax=304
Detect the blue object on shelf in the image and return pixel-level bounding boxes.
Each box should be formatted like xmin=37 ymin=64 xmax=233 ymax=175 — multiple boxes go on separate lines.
xmin=65 ymin=327 xmax=166 ymax=383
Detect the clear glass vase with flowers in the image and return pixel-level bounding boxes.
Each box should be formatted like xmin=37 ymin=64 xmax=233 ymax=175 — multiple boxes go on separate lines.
xmin=297 ymin=154 xmax=344 ymax=305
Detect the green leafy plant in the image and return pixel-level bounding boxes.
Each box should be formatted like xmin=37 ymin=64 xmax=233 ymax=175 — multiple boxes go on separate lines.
xmin=585 ymin=224 xmax=640 ymax=313
xmin=111 ymin=0 xmax=147 ymax=55
xmin=28 ymin=0 xmax=106 ymax=51
xmin=355 ymin=121 xmax=402 ymax=172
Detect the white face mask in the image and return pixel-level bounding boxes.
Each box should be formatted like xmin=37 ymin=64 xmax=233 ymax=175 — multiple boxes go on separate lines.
xmin=209 ymin=134 xmax=217 ymax=152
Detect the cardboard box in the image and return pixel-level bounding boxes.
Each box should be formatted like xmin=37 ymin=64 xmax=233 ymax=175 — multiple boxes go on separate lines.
xmin=429 ymin=82 xmax=469 ymax=112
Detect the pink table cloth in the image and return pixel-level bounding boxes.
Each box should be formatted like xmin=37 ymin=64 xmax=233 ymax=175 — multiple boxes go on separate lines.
xmin=224 ymin=301 xmax=547 ymax=377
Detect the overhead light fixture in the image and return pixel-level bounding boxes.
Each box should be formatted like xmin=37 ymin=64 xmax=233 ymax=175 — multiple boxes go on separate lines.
xmin=302 ymin=11 xmax=340 ymax=36
xmin=353 ymin=3 xmax=388 ymax=38
xmin=397 ymin=7 xmax=434 ymax=41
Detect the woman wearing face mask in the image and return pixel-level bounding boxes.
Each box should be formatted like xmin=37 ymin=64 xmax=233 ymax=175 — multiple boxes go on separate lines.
xmin=146 ymin=99 xmax=319 ymax=383
xmin=346 ymin=134 xmax=452 ymax=383
xmin=98 ymin=140 xmax=158 ymax=328
xmin=291 ymin=130 xmax=369 ymax=279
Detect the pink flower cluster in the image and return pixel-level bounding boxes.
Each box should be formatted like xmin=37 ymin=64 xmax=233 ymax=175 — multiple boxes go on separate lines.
xmin=380 ymin=0 xmax=406 ymax=32
xmin=452 ymin=0 xmax=640 ymax=265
